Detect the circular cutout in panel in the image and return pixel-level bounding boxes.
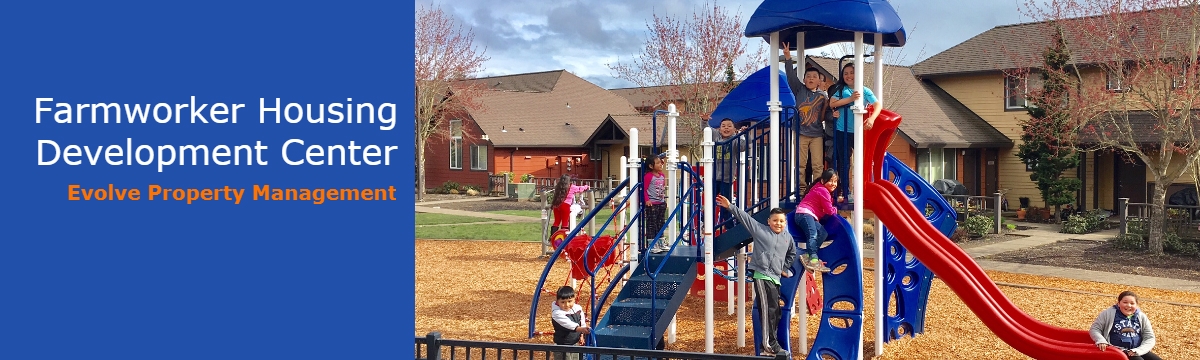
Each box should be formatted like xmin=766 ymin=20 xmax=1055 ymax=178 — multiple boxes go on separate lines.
xmin=889 ymin=244 xmax=897 ymax=257
xmin=887 ymin=290 xmax=898 ymax=317
xmin=903 ymin=271 xmax=922 ymax=291
xmin=904 ymin=184 xmax=917 ymax=197
xmin=831 ymin=263 xmax=848 ymax=275
xmin=820 ymin=239 xmax=834 ymax=249
xmin=831 ymin=300 xmax=857 ymax=311
xmin=828 ymin=316 xmax=855 ymax=329
xmin=898 ymin=323 xmax=914 ymax=339
xmin=820 ymin=353 xmax=839 ymax=360
xmin=924 ymin=203 xmax=936 ymax=218
xmin=885 ymin=263 xmax=896 ymax=283
xmin=904 ymin=250 xmax=915 ymax=265
xmin=901 ymin=274 xmax=912 ymax=286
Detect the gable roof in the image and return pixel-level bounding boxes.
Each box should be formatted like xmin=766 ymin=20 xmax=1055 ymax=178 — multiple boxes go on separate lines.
xmin=810 ymin=56 xmax=1012 ymax=148
xmin=464 ymin=70 xmax=639 ymax=147
xmin=913 ymin=6 xmax=1196 ymax=77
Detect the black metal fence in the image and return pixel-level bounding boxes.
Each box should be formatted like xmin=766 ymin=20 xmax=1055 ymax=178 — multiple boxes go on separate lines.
xmin=416 ymin=333 xmax=783 ymax=360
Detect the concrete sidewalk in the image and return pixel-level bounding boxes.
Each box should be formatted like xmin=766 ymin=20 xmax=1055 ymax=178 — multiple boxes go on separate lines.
xmin=863 ymin=223 xmax=1200 ymax=293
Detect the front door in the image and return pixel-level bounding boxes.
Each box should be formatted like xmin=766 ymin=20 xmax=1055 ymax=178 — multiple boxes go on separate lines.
xmin=963 ymin=149 xmax=980 ymax=195
xmin=985 ymin=150 xmax=999 ymax=196
xmin=1114 ymin=152 xmax=1147 ymax=204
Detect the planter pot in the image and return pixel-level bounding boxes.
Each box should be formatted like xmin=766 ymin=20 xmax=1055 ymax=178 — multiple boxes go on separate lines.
xmin=1016 ymin=209 xmax=1027 ymax=220
xmin=1040 ymin=209 xmax=1052 ymax=222
xmin=507 ymin=183 xmax=536 ymax=201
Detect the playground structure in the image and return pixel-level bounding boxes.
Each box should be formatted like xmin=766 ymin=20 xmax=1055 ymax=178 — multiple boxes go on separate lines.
xmin=528 ymin=1 xmax=1131 ymax=359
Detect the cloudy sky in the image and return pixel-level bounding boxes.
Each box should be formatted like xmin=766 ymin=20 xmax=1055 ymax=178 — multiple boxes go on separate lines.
xmin=420 ymin=0 xmax=1034 ymax=89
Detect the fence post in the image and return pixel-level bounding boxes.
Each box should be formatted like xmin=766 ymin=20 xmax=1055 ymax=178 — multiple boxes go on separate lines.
xmin=425 ymin=332 xmax=441 ymax=360
xmin=995 ymin=193 xmax=1003 ymax=234
xmin=504 ymin=174 xmax=512 ymax=198
xmin=1118 ymin=197 xmax=1129 ymax=237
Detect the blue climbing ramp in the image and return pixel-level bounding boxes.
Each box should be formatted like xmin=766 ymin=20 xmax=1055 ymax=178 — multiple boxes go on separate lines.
xmin=878 ymin=152 xmax=956 ymax=341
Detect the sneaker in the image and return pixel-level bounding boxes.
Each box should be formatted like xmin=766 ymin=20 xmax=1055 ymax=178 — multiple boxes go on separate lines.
xmin=810 ymin=260 xmax=831 ymax=273
xmin=649 ymin=245 xmax=670 ymax=254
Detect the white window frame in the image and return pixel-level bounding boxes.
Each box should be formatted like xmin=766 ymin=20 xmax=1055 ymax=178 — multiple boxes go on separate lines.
xmin=1173 ymin=61 xmax=1188 ymax=89
xmin=470 ymin=144 xmax=488 ymax=171
xmin=1004 ymin=74 xmax=1028 ymax=110
xmin=449 ymin=119 xmax=463 ymax=170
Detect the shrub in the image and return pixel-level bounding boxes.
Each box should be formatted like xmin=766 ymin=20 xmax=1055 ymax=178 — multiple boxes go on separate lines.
xmin=1062 ymin=214 xmax=1093 ymax=234
xmin=520 ymin=173 xmax=535 ymax=183
xmin=440 ymin=181 xmax=461 ymax=194
xmin=950 ymin=228 xmax=969 ymax=243
xmin=963 ymin=215 xmax=993 ymax=238
xmin=1163 ymin=232 xmax=1200 ymax=257
xmin=1113 ymin=233 xmax=1144 ymax=250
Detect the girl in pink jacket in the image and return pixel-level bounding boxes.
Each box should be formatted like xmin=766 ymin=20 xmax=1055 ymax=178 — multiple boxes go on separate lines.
xmin=794 ymin=169 xmax=840 ymax=273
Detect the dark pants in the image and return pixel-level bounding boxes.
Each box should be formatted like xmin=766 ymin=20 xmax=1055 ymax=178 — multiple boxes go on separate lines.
xmin=645 ymin=203 xmax=667 ymax=247
xmin=714 ymin=180 xmax=733 ymax=229
xmin=794 ymin=213 xmax=827 ymax=259
xmin=753 ymin=276 xmax=783 ymax=354
xmin=833 ymin=130 xmax=853 ymax=204
xmin=1130 ymin=351 xmax=1163 ymax=360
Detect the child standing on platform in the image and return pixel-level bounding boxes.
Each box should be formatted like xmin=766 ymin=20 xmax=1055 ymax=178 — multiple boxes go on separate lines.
xmin=645 ymin=154 xmax=670 ymax=254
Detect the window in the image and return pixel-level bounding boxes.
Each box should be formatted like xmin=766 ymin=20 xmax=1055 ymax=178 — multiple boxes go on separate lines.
xmin=449 ymin=120 xmax=462 ymax=169
xmin=1106 ymin=64 xmax=1131 ymax=92
xmin=917 ymin=147 xmax=957 ymax=181
xmin=1004 ymin=74 xmax=1027 ymax=110
xmin=470 ymin=145 xmax=488 ymax=170
xmin=1174 ymin=61 xmax=1189 ymax=89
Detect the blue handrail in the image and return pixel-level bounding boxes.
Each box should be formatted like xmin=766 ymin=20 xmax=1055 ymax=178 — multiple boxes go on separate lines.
xmin=528 ymin=179 xmax=635 ymax=339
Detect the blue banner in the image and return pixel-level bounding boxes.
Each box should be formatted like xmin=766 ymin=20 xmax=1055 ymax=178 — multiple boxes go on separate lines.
xmin=1 ymin=1 xmax=415 ymax=359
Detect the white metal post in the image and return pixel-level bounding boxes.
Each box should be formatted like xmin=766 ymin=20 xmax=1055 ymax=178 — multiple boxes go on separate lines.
xmin=852 ymin=32 xmax=866 ymax=360
xmin=668 ymin=104 xmax=679 ymax=250
xmin=737 ymin=151 xmax=747 ymax=348
xmin=619 ymin=155 xmax=629 ymax=267
xmin=667 ymin=104 xmax=679 ymax=345
xmin=769 ymin=31 xmax=781 ymax=209
xmin=873 ymin=33 xmax=885 ymax=358
xmin=628 ymin=130 xmax=641 ymax=270
xmin=702 ymin=128 xmax=715 ymax=353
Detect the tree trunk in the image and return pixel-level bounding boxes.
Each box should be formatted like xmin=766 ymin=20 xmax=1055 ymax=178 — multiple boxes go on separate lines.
xmin=1147 ymin=180 xmax=1169 ymax=254
xmin=417 ymin=136 xmax=426 ymax=201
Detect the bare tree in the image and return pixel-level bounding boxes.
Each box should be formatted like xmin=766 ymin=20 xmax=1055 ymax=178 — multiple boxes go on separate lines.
xmin=415 ymin=5 xmax=488 ymax=200
xmin=1019 ymin=0 xmax=1200 ymax=253
xmin=608 ymin=2 xmax=764 ymax=158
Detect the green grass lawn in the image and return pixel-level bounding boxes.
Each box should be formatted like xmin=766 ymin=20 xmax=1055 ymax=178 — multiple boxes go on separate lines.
xmin=414 ymin=213 xmax=493 ymax=226
xmin=416 ymin=208 xmax=623 ymax=241
xmin=488 ymin=208 xmax=617 ymax=221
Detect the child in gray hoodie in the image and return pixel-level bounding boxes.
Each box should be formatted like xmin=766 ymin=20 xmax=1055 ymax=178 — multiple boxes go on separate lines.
xmin=715 ymin=195 xmax=796 ymax=356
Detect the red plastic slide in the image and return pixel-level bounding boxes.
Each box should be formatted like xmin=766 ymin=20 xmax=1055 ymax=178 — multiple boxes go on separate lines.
xmin=863 ymin=107 xmax=1125 ymax=360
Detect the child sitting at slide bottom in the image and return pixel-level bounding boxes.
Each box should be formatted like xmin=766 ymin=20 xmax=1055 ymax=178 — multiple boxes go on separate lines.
xmin=793 ymin=169 xmax=841 ymax=273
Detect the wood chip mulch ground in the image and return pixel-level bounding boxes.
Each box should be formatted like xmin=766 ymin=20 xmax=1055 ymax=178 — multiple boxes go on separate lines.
xmin=416 ymin=240 xmax=1200 ymax=360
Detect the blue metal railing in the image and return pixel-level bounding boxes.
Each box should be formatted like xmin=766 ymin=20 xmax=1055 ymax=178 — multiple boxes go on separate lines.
xmin=528 ymin=179 xmax=638 ymax=339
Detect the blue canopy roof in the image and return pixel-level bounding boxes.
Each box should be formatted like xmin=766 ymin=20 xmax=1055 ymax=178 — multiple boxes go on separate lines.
xmin=745 ymin=0 xmax=906 ymax=50
xmin=709 ymin=66 xmax=795 ymax=128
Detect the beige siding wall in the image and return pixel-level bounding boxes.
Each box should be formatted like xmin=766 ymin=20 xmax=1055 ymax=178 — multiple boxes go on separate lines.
xmin=931 ymin=74 xmax=1045 ymax=205
xmin=1097 ymin=151 xmax=1115 ymax=209
xmin=1145 ymin=153 xmax=1193 ymax=183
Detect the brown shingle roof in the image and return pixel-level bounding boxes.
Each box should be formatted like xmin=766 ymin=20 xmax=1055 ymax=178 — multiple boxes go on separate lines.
xmin=1078 ymin=110 xmax=1200 ymax=145
xmin=913 ymin=7 xmax=1196 ymax=77
xmin=810 ymin=57 xmax=1012 ymax=148
xmin=467 ymin=70 xmax=639 ymax=147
